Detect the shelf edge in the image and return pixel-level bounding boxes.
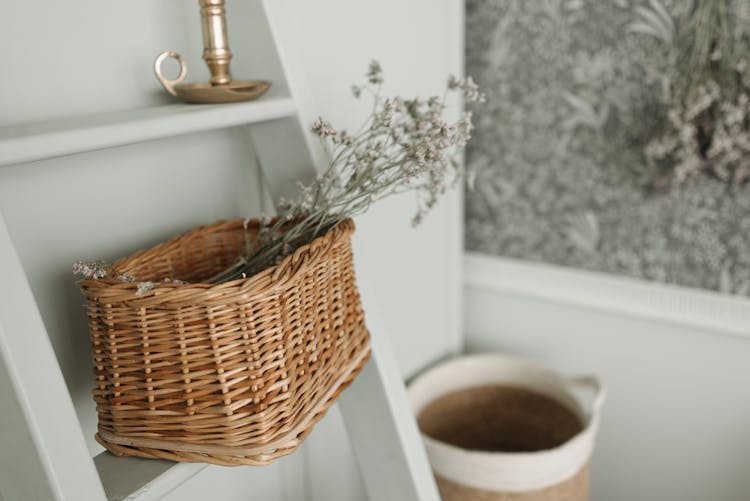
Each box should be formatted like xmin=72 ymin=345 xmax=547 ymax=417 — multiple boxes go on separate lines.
xmin=0 ymin=97 xmax=297 ymax=168
xmin=94 ymin=452 xmax=208 ymax=501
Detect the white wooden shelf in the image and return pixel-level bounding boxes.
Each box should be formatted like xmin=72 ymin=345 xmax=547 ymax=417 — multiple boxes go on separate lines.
xmin=94 ymin=452 xmax=207 ymax=501
xmin=0 ymin=96 xmax=297 ymax=167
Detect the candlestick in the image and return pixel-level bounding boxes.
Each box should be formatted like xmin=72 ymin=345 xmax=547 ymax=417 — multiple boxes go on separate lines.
xmin=154 ymin=0 xmax=269 ymax=104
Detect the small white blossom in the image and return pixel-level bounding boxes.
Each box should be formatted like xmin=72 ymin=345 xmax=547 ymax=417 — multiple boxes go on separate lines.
xmin=73 ymin=260 xmax=109 ymax=280
xmin=366 ymin=60 xmax=383 ymax=85
xmin=136 ymin=282 xmax=158 ymax=296
xmin=447 ymin=75 xmax=486 ymax=103
xmin=311 ymin=117 xmax=337 ymax=138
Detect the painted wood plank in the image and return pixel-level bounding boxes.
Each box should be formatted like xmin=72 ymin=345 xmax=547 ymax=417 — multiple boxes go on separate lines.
xmin=245 ymin=118 xmax=318 ymax=203
xmin=0 ymin=95 xmax=296 ymax=167
xmin=337 ymin=266 xmax=441 ymax=501
xmin=0 ymin=211 xmax=106 ymax=501
xmin=260 ymin=0 xmax=329 ymax=173
xmin=244 ymin=0 xmax=328 ymax=207
xmin=464 ymin=252 xmax=750 ymax=339
xmin=94 ymin=453 xmax=206 ymax=501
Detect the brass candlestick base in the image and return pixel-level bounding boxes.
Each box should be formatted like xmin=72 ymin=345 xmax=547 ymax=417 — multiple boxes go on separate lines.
xmin=155 ymin=52 xmax=270 ymax=104
xmin=155 ymin=0 xmax=270 ymax=104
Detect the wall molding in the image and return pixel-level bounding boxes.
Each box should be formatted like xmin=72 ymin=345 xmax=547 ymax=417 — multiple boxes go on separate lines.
xmin=464 ymin=252 xmax=750 ymax=340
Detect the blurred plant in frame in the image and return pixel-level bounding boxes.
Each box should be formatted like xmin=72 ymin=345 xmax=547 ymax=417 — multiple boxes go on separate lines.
xmin=464 ymin=0 xmax=750 ymax=296
xmin=636 ymin=0 xmax=750 ymax=189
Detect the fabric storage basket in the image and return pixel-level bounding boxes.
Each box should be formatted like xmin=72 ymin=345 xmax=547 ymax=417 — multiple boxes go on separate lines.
xmin=79 ymin=217 xmax=370 ymax=466
xmin=409 ymin=354 xmax=605 ymax=501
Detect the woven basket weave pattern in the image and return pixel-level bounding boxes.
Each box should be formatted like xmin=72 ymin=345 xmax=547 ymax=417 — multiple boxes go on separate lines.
xmin=81 ymin=218 xmax=370 ymax=466
xmin=435 ymin=465 xmax=589 ymax=501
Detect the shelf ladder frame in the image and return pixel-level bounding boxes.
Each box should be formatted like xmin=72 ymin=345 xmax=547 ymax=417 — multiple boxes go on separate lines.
xmin=0 ymin=1 xmax=440 ymax=500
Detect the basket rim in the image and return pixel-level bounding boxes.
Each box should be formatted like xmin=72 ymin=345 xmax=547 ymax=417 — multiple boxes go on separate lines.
xmin=78 ymin=217 xmax=355 ymax=301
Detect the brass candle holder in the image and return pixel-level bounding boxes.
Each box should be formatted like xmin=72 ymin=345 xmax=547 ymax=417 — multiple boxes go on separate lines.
xmin=155 ymin=0 xmax=270 ymax=104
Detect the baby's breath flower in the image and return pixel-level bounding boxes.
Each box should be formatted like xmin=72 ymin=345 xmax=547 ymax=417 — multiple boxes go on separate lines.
xmin=136 ymin=282 xmax=158 ymax=296
xmin=463 ymin=76 xmax=486 ymax=103
xmin=311 ymin=117 xmax=337 ymax=138
xmin=366 ymin=60 xmax=383 ymax=85
xmin=72 ymin=260 xmax=110 ymax=280
xmin=276 ymin=196 xmax=291 ymax=212
xmin=447 ymin=75 xmax=486 ymax=103
xmin=338 ymin=130 xmax=353 ymax=146
xmin=411 ymin=211 xmax=424 ymax=227
xmin=447 ymin=74 xmax=461 ymax=90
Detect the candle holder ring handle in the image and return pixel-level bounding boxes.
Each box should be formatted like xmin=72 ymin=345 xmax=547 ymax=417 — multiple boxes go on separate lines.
xmin=155 ymin=51 xmax=188 ymax=97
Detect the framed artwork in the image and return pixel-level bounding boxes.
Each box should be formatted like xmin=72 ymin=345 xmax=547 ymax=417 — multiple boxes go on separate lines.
xmin=465 ymin=0 xmax=750 ymax=296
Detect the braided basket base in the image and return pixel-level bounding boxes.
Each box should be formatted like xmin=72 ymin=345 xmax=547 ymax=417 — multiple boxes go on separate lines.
xmin=96 ymin=338 xmax=370 ymax=466
xmin=435 ymin=463 xmax=589 ymax=501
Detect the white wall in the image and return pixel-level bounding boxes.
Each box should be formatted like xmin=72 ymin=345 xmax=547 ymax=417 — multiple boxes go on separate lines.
xmin=464 ymin=253 xmax=750 ymax=501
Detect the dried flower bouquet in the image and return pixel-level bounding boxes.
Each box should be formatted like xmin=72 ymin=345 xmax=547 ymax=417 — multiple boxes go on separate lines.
xmin=75 ymin=61 xmax=483 ymax=287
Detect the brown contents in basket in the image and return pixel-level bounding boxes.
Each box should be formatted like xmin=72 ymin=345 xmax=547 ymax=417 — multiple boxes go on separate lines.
xmin=417 ymin=385 xmax=582 ymax=452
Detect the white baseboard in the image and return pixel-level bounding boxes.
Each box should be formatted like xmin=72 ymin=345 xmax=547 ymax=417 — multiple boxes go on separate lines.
xmin=464 ymin=252 xmax=750 ymax=340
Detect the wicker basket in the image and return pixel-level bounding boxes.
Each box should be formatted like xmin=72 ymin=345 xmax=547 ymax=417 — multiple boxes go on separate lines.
xmin=79 ymin=218 xmax=370 ymax=466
